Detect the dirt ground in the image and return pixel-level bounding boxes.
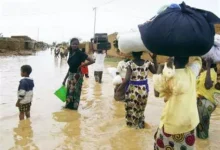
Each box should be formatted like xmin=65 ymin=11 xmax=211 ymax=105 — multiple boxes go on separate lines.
xmin=0 ymin=49 xmax=38 ymax=56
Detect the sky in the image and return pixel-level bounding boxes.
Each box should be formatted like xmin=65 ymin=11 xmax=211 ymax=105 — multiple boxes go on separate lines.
xmin=0 ymin=0 xmax=220 ymax=44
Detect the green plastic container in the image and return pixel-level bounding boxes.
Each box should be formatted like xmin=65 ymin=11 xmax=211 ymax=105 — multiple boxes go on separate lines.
xmin=54 ymin=86 xmax=67 ymax=102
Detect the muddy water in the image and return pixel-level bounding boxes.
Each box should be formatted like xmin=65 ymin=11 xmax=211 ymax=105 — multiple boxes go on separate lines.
xmin=0 ymin=50 xmax=219 ymax=150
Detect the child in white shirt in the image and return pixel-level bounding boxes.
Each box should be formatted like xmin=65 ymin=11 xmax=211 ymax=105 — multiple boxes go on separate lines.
xmin=93 ymin=50 xmax=106 ymax=83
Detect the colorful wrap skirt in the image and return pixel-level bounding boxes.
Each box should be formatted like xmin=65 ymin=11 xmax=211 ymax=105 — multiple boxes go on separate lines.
xmin=65 ymin=72 xmax=83 ymax=110
xmin=154 ymin=127 xmax=196 ymax=150
xmin=196 ymin=97 xmax=216 ymax=139
xmin=125 ymin=80 xmax=149 ymax=129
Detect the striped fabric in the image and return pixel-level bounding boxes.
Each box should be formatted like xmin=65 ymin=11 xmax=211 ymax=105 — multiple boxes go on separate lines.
xmin=18 ymin=77 xmax=34 ymax=104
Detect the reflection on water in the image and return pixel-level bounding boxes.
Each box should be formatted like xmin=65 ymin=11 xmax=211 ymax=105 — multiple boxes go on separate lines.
xmin=0 ymin=50 xmax=219 ymax=150
xmin=9 ymin=120 xmax=39 ymax=150
xmin=53 ymin=110 xmax=81 ymax=150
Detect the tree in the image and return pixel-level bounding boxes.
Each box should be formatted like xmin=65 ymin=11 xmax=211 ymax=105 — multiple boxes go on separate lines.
xmin=0 ymin=33 xmax=3 ymax=37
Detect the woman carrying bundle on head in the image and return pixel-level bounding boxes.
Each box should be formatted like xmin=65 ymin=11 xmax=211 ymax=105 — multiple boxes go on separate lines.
xmin=153 ymin=57 xmax=202 ymax=150
xmin=117 ymin=51 xmax=157 ymax=129
xmin=93 ymin=50 xmax=106 ymax=83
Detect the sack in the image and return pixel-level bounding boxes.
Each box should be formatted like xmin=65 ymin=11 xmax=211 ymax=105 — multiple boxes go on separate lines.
xmin=54 ymin=86 xmax=67 ymax=102
xmin=202 ymin=34 xmax=220 ymax=63
xmin=138 ymin=2 xmax=220 ymax=57
xmin=114 ymin=84 xmax=125 ymax=101
xmin=202 ymin=46 xmax=220 ymax=63
xmin=113 ymin=75 xmax=122 ymax=86
xmin=117 ymin=29 xmax=150 ymax=54
xmin=107 ymin=67 xmax=117 ymax=78
xmin=215 ymin=34 xmax=220 ymax=46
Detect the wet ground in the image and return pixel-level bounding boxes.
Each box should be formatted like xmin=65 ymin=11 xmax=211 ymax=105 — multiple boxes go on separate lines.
xmin=0 ymin=50 xmax=219 ymax=150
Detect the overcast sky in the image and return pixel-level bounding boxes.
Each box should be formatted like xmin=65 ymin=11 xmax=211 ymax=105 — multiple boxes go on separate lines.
xmin=0 ymin=0 xmax=220 ymax=43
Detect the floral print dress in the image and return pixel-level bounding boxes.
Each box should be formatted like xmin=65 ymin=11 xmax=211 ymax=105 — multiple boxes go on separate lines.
xmin=154 ymin=127 xmax=196 ymax=150
xmin=125 ymin=60 xmax=152 ymax=129
xmin=65 ymin=72 xmax=83 ymax=110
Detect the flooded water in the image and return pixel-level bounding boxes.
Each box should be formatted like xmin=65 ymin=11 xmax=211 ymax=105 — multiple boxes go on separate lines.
xmin=0 ymin=50 xmax=219 ymax=150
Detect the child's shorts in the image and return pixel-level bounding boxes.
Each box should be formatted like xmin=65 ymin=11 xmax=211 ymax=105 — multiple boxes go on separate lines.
xmin=19 ymin=103 xmax=31 ymax=112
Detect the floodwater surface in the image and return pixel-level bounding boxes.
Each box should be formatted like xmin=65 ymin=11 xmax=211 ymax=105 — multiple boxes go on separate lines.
xmin=0 ymin=50 xmax=219 ymax=150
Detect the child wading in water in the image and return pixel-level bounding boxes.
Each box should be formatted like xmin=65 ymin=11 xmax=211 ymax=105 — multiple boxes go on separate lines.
xmin=16 ymin=65 xmax=34 ymax=120
xmin=117 ymin=52 xmax=157 ymax=129
xmin=196 ymin=59 xmax=220 ymax=139
xmin=93 ymin=50 xmax=106 ymax=83
xmin=114 ymin=58 xmax=130 ymax=101
xmin=81 ymin=48 xmax=89 ymax=78
xmin=153 ymin=57 xmax=202 ymax=150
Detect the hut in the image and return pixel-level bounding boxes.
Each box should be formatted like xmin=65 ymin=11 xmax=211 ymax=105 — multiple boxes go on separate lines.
xmin=11 ymin=36 xmax=35 ymax=50
xmin=0 ymin=37 xmax=20 ymax=51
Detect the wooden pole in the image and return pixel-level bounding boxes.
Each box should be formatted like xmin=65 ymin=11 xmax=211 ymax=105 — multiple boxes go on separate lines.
xmin=93 ymin=7 xmax=97 ymax=35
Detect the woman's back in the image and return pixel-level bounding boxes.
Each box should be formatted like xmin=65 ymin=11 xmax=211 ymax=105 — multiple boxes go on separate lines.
xmin=93 ymin=52 xmax=106 ymax=71
xmin=154 ymin=57 xmax=202 ymax=134
xmin=128 ymin=60 xmax=152 ymax=81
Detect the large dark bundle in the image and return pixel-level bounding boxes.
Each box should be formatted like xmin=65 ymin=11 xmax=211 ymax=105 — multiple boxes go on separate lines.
xmin=93 ymin=33 xmax=111 ymax=50
xmin=138 ymin=2 xmax=220 ymax=57
xmin=94 ymin=33 xmax=108 ymax=43
xmin=97 ymin=42 xmax=111 ymax=50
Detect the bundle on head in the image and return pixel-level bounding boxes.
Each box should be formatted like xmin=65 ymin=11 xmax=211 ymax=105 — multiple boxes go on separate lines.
xmin=138 ymin=2 xmax=220 ymax=57
xmin=202 ymin=34 xmax=220 ymax=63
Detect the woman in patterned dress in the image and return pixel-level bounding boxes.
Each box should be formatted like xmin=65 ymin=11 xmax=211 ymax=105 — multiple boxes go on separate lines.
xmin=62 ymin=38 xmax=94 ymax=110
xmin=117 ymin=52 xmax=157 ymax=129
xmin=153 ymin=57 xmax=202 ymax=150
xmin=196 ymin=59 xmax=219 ymax=139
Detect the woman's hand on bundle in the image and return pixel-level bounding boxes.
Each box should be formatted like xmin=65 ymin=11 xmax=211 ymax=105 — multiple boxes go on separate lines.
xmin=167 ymin=57 xmax=174 ymax=68
xmin=149 ymin=53 xmax=157 ymax=61
xmin=205 ymin=79 xmax=213 ymax=89
xmin=149 ymin=53 xmax=158 ymax=74
xmin=205 ymin=58 xmax=213 ymax=90
xmin=215 ymin=82 xmax=220 ymax=90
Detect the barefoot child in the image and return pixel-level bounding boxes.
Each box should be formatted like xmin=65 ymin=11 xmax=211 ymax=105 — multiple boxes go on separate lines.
xmin=93 ymin=50 xmax=106 ymax=83
xmin=81 ymin=48 xmax=89 ymax=78
xmin=16 ymin=65 xmax=34 ymax=120
xmin=114 ymin=58 xmax=130 ymax=101
xmin=117 ymin=52 xmax=157 ymax=129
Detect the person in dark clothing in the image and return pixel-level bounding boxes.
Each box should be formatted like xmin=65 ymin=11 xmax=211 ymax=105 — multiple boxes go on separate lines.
xmin=62 ymin=38 xmax=94 ymax=110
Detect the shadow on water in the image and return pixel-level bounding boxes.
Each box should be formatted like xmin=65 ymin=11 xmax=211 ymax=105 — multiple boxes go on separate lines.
xmin=0 ymin=50 xmax=219 ymax=150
